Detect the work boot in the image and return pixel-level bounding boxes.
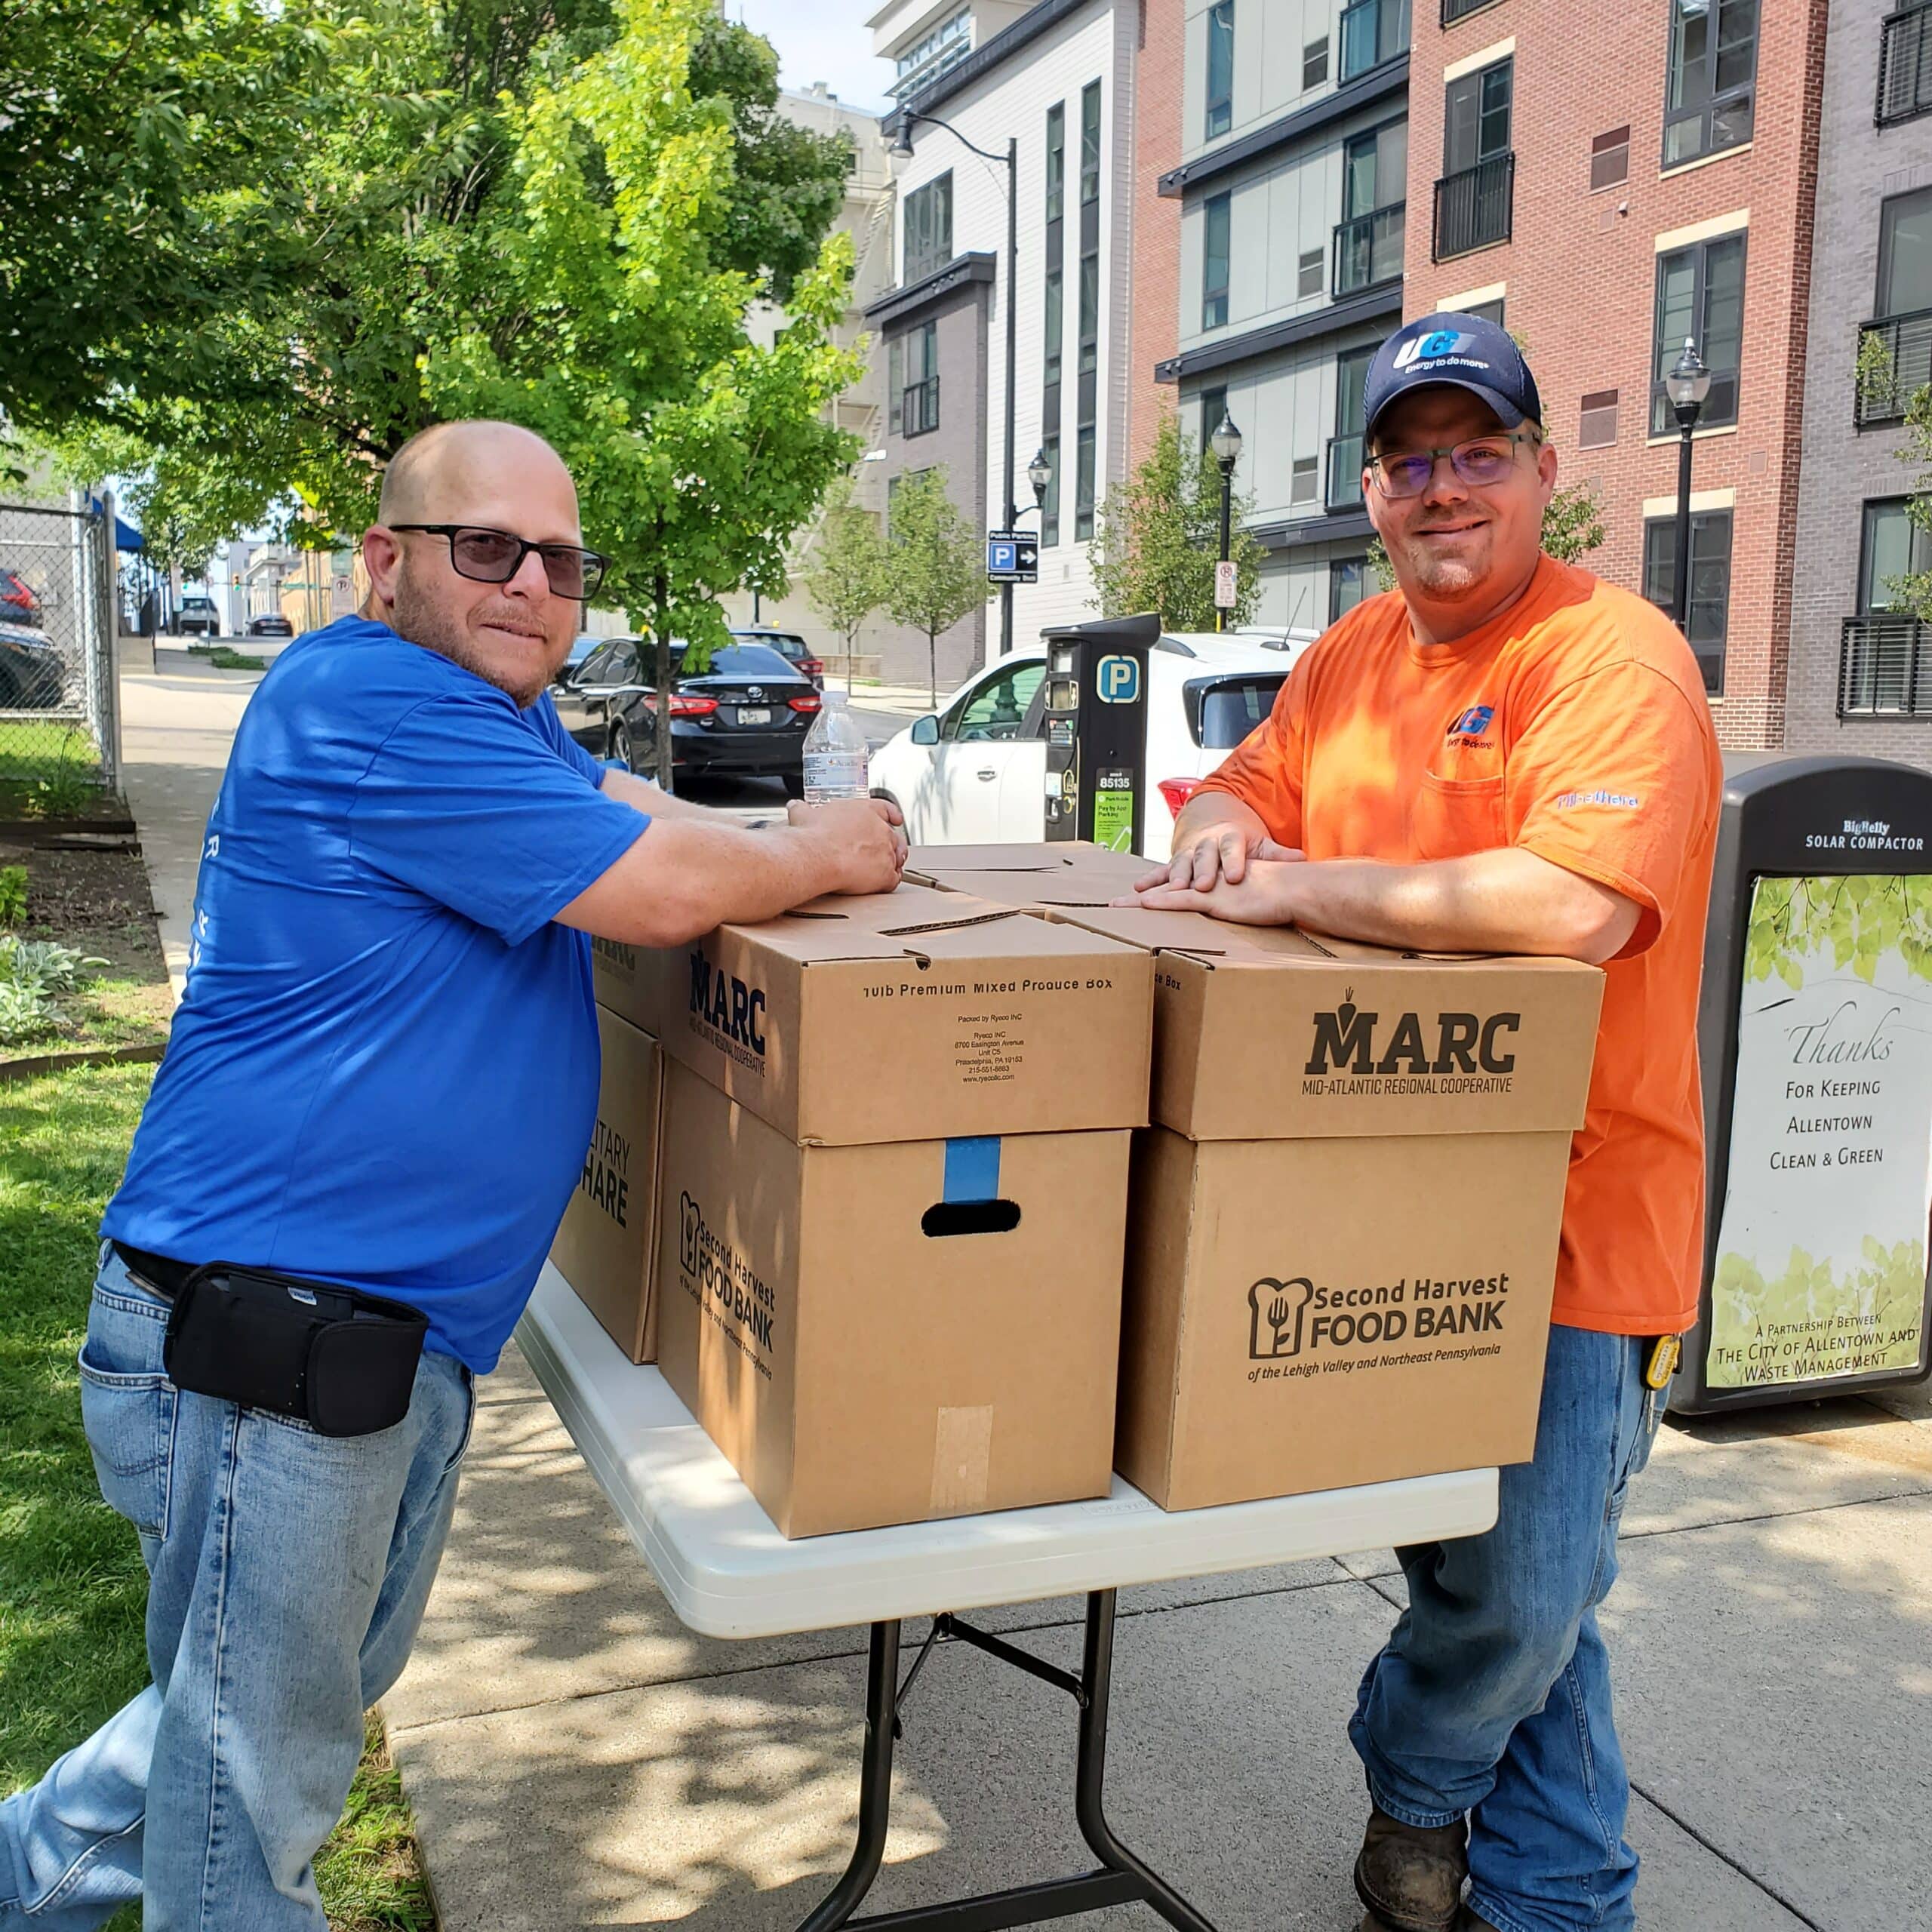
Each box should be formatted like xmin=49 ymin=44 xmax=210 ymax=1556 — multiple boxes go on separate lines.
xmin=1352 ymin=1806 xmax=1468 ymax=1932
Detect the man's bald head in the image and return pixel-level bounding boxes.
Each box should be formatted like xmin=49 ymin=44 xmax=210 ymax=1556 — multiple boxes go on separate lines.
xmin=377 ymin=420 xmax=578 ymax=528
xmin=362 ymin=419 xmax=589 ymax=705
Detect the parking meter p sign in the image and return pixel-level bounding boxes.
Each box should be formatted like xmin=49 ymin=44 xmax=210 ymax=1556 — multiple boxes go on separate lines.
xmin=1096 ymin=654 xmax=1140 ymax=705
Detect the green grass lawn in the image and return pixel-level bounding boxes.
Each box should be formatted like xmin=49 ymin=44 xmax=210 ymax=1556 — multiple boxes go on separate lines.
xmin=0 ymin=1063 xmax=435 ymax=1930
xmin=0 ymin=722 xmax=103 ymax=817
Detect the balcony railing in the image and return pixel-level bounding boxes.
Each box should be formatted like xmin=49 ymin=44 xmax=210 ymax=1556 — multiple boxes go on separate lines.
xmin=1441 ymin=0 xmax=1494 ymax=20
xmin=1432 ymin=152 xmax=1514 ymax=261
xmin=1878 ymin=2 xmax=1932 ymax=126
xmin=1327 ymin=433 xmax=1366 ymax=511
xmin=1333 ymin=203 xmax=1407 ymax=297
xmin=1841 ymin=614 xmax=1932 ymax=716
xmin=1855 ymin=309 xmax=1932 ymax=426
xmin=900 ymin=376 xmax=940 ymax=438
xmin=1339 ymin=0 xmax=1411 ymax=83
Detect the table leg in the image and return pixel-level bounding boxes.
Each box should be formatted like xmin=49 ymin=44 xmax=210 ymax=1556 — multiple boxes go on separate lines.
xmin=797 ymin=1620 xmax=903 ymax=1932
xmin=1072 ymin=1592 xmax=1217 ymax=1932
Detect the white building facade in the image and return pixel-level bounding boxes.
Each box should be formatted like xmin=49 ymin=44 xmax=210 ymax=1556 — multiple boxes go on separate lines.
xmin=873 ymin=0 xmax=1141 ymax=681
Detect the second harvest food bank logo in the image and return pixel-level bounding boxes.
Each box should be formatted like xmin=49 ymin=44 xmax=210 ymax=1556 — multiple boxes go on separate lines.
xmin=1246 ymin=1271 xmax=1511 ymax=1363
xmin=679 ymin=1189 xmax=778 ymax=1372
xmin=1303 ymin=986 xmax=1520 ymax=1096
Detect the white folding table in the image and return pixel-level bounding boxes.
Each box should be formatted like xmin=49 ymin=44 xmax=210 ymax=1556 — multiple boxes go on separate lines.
xmin=518 ymin=1266 xmax=1499 ymax=1932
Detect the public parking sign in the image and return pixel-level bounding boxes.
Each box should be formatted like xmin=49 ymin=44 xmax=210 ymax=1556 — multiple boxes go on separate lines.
xmin=986 ymin=531 xmax=1039 ymax=585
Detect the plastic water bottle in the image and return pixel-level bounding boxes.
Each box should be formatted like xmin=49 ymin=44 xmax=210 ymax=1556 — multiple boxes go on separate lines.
xmin=801 ymin=691 xmax=870 ymax=803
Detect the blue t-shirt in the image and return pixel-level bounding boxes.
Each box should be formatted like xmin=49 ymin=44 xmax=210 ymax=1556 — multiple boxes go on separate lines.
xmin=103 ymin=617 xmax=649 ymax=1372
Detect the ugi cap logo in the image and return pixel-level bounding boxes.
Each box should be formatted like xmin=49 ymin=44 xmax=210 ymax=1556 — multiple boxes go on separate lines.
xmin=1393 ymin=329 xmax=1473 ymax=370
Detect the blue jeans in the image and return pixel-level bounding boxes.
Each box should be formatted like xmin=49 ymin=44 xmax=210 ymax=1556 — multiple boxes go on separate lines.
xmin=0 ymin=1247 xmax=474 ymax=1930
xmin=1350 ymin=1324 xmax=1666 ymax=1932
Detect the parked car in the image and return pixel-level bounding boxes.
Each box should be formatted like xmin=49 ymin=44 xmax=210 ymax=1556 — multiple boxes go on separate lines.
xmin=553 ymin=636 xmax=820 ymax=792
xmin=0 ymin=624 xmax=66 ymax=710
xmin=866 ymin=628 xmax=1317 ymax=861
xmin=731 ymin=626 xmax=825 ymax=688
xmin=0 ymin=568 xmax=40 ymax=626
xmin=245 ymin=613 xmax=294 ymax=638
xmin=175 ymin=596 xmax=221 ymax=638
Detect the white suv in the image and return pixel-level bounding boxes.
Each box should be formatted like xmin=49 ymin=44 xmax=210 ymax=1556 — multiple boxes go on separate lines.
xmin=867 ymin=627 xmax=1316 ymax=861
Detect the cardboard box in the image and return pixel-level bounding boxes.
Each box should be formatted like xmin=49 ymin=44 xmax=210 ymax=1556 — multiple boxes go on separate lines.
xmin=904 ymin=841 xmax=1149 ymax=909
xmin=550 ymin=1007 xmax=666 ymax=1362
xmin=1044 ymin=901 xmax=1604 ymax=1509
xmin=655 ymin=1060 xmax=1133 ymax=1537
xmin=593 ymin=883 xmax=1153 ymax=1145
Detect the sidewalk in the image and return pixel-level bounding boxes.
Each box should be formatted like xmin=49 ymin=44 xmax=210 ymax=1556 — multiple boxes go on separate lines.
xmin=388 ymin=1354 xmax=1931 ymax=1931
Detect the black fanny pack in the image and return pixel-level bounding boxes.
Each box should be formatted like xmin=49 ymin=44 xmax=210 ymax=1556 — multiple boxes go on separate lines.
xmin=119 ymin=1245 xmax=428 ymax=1438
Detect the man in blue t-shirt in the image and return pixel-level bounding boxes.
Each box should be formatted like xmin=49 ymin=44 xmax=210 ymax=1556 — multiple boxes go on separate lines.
xmin=0 ymin=421 xmax=905 ymax=1932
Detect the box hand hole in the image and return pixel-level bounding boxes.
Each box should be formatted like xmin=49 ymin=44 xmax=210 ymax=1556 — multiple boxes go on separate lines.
xmin=921 ymin=1200 xmax=1022 ymax=1238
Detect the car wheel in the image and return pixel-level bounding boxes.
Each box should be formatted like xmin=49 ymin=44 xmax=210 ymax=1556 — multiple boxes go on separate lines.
xmin=609 ymin=721 xmax=634 ymax=772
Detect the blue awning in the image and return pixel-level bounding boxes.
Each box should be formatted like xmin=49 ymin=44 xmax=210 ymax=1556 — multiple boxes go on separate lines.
xmin=85 ymin=494 xmax=146 ymax=551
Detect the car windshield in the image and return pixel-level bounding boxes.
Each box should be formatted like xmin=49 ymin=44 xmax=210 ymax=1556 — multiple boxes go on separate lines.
xmin=687 ymin=644 xmax=795 ymax=681
xmin=1192 ymin=675 xmax=1287 ymax=749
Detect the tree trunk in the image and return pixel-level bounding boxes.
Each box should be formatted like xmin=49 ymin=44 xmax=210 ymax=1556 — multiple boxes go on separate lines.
xmin=652 ymin=557 xmax=674 ymax=795
xmin=927 ymin=629 xmax=937 ymax=713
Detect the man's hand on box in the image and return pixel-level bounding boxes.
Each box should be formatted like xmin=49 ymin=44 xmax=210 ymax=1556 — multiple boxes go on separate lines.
xmin=1127 ymin=826 xmax=1303 ymax=899
xmin=789 ymin=795 xmax=908 ymax=894
xmin=1124 ymin=859 xmax=1305 ymax=928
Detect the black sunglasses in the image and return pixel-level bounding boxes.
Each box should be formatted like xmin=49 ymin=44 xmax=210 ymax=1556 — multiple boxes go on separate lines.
xmin=390 ymin=524 xmax=609 ymax=601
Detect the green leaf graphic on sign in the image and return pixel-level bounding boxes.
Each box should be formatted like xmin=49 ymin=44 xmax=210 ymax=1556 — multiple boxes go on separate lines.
xmin=1743 ymin=875 xmax=1932 ymax=986
xmin=1707 ymin=1238 xmax=1926 ymax=1388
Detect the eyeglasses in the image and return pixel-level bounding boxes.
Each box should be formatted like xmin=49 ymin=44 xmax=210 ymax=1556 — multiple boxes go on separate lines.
xmin=1367 ymin=433 xmax=1541 ymax=501
xmin=389 ymin=525 xmax=610 ymax=601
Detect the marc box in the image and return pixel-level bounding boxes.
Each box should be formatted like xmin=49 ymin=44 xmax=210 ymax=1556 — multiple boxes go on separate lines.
xmin=550 ymin=1005 xmax=666 ymax=1363
xmin=909 ymin=851 xmax=1606 ymax=1510
xmin=604 ymin=884 xmax=1156 ymax=1539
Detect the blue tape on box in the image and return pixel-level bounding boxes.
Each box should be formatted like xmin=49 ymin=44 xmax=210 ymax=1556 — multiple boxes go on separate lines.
xmin=943 ymin=1136 xmax=1002 ymax=1204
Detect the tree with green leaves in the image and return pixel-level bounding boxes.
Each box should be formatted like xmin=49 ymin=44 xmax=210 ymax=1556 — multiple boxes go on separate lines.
xmin=1088 ymin=412 xmax=1265 ymax=630
xmin=881 ymin=469 xmax=985 ymax=711
xmin=803 ymin=478 xmax=886 ymax=691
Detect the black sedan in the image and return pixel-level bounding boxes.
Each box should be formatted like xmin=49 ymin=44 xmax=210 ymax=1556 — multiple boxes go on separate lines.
xmin=246 ymin=613 xmax=295 ymax=638
xmin=0 ymin=624 xmax=65 ymax=709
xmin=731 ymin=626 xmax=824 ymax=689
xmin=555 ymin=639 xmax=820 ymax=795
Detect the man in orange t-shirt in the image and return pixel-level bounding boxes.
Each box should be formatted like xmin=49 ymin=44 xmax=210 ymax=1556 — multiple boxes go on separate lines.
xmin=1133 ymin=313 xmax=1721 ymax=1932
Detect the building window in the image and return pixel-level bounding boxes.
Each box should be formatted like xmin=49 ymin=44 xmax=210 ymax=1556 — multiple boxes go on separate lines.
xmin=1590 ymin=125 xmax=1631 ymax=192
xmin=889 ymin=321 xmax=939 ymax=438
xmin=1298 ymin=248 xmax=1324 ymax=297
xmin=1444 ymin=58 xmax=1512 ymax=176
xmin=903 ymin=172 xmax=953 ymax=284
xmin=1045 ymin=104 xmax=1065 ymax=224
xmin=1080 ymin=82 xmax=1101 ymax=206
xmin=1303 ymin=37 xmax=1330 ymax=91
xmin=1340 ymin=0 xmax=1411 ymax=85
xmin=1199 ymin=385 xmax=1229 ymax=453
xmin=1328 ymin=343 xmax=1375 ymax=509
xmin=1202 ymin=192 xmax=1231 ymax=330
xmin=1878 ymin=186 xmax=1932 ymax=320
xmin=1435 ymin=59 xmax=1512 ymax=260
xmin=1861 ymin=498 xmax=1932 ymax=611
xmin=1663 ymin=0 xmax=1758 ymax=171
xmin=1041 ymin=435 xmax=1061 ymax=549
xmin=1643 ymin=510 xmax=1733 ymax=694
xmin=1878 ymin=2 xmax=1932 ymax=127
xmin=1331 ymin=556 xmax=1367 ymax=623
xmin=891 ymin=7 xmax=971 ymax=100
xmin=1078 ymin=254 xmax=1099 ymax=375
xmin=1206 ymin=2 xmax=1235 ymax=140
xmin=1075 ymin=427 xmax=1097 ymax=541
xmin=1291 ymin=456 xmax=1319 ymax=506
xmin=1337 ymin=118 xmax=1408 ymax=296
xmin=1578 ymin=389 xmax=1619 ymax=449
xmin=1465 ymin=296 xmax=1504 ymax=325
xmin=1651 ymin=232 xmax=1745 ymax=434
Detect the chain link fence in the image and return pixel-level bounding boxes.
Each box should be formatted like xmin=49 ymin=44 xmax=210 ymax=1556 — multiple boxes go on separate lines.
xmin=0 ymin=501 xmax=120 ymax=808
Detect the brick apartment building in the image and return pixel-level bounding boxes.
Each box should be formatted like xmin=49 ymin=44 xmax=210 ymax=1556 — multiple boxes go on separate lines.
xmin=1403 ymin=0 xmax=1830 ymax=751
xmin=1126 ymin=0 xmax=1182 ymax=472
xmin=1785 ymin=0 xmax=1932 ymax=758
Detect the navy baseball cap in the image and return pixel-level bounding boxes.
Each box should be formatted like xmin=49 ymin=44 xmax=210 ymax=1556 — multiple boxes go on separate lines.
xmin=1361 ymin=312 xmax=1543 ymax=445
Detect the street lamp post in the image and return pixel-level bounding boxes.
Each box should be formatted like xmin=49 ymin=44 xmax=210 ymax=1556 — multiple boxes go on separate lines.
xmin=1210 ymin=412 xmax=1244 ymax=634
xmin=1664 ymin=337 xmax=1713 ymax=634
xmin=1026 ymin=446 xmax=1053 ymax=518
xmin=891 ymin=112 xmax=1020 ymax=657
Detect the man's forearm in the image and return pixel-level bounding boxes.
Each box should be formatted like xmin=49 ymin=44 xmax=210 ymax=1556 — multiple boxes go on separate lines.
xmin=1280 ymin=848 xmax=1637 ymax=963
xmin=601 ymin=768 xmax=746 ymax=823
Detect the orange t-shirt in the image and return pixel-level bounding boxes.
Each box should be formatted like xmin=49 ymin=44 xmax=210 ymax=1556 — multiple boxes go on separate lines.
xmin=1198 ymin=554 xmax=1722 ymax=1336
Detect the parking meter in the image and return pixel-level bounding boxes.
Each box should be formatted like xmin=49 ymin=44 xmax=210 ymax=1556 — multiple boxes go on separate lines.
xmin=1041 ymin=614 xmax=1158 ymax=854
xmin=1675 ymin=752 xmax=1932 ymax=1414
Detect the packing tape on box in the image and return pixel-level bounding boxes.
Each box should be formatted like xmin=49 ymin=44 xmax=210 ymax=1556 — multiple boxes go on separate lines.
xmin=931 ymin=1403 xmax=994 ymax=1513
xmin=943 ymin=1135 xmax=1001 ymax=1202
